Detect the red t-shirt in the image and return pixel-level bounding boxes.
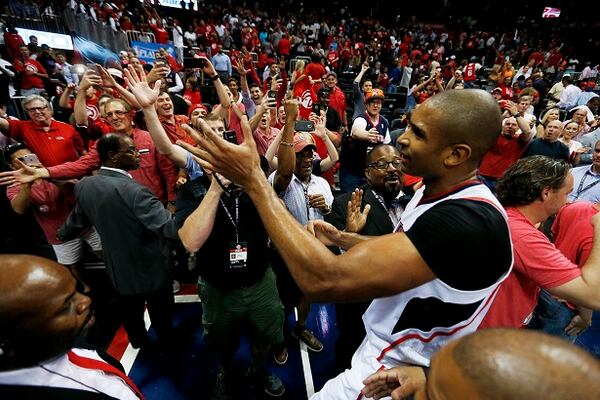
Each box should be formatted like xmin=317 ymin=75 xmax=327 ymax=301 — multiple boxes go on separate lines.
xmin=304 ymin=62 xmax=326 ymax=83
xmin=278 ymin=37 xmax=291 ymax=56
xmin=183 ymin=89 xmax=202 ymax=105
xmin=328 ymin=87 xmax=347 ymax=126
xmin=480 ymin=207 xmax=581 ymax=329
xmin=13 ymin=57 xmax=47 ymax=89
xmin=8 ymin=119 xmax=84 ymax=167
xmin=552 ymin=202 xmax=598 ymax=267
xmin=6 ymin=181 xmax=74 ymax=244
xmin=478 ymin=134 xmax=529 ymax=179
xmin=151 ymin=25 xmax=170 ymax=44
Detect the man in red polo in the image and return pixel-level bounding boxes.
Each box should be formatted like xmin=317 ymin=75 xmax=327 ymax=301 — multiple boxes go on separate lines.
xmin=13 ymin=45 xmax=48 ymax=96
xmin=0 ymin=95 xmax=84 ymax=166
xmin=478 ymin=116 xmax=533 ymax=192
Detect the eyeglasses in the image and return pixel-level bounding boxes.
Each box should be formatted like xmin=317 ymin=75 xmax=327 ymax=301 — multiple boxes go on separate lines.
xmin=368 ymin=159 xmax=402 ymax=170
xmin=105 ymin=110 xmax=129 ymax=118
xmin=25 ymin=106 xmax=48 ymax=113
xmin=116 ymin=148 xmax=139 ymax=156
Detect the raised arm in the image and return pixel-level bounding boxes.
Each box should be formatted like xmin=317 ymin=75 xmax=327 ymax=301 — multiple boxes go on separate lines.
xmin=178 ymin=175 xmax=223 ymax=252
xmin=311 ymin=113 xmax=338 ymax=171
xmin=74 ymin=71 xmax=102 ymax=126
xmin=177 ymin=107 xmax=436 ymax=303
xmin=271 ymin=100 xmax=298 ymax=194
xmin=123 ymin=65 xmax=189 ymax=168
xmin=58 ymin=83 xmax=77 ymax=109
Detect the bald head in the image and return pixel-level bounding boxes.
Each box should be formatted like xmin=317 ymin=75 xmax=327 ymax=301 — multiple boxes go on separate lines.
xmin=449 ymin=329 xmax=600 ymax=399
xmin=423 ymin=89 xmax=503 ymax=164
xmin=0 ymin=255 xmax=92 ymax=369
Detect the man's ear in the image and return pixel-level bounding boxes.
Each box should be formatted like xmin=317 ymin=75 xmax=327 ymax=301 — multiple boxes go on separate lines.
xmin=443 ymin=144 xmax=471 ymax=167
xmin=541 ymin=186 xmax=551 ymax=201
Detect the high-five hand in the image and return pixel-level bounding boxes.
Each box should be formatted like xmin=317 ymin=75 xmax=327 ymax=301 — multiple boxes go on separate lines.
xmin=346 ymin=189 xmax=370 ymax=233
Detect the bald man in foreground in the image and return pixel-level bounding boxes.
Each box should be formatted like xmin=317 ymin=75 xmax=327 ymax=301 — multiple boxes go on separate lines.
xmin=0 ymin=255 xmax=142 ymax=399
xmin=181 ymin=90 xmax=514 ymax=398
xmin=361 ymin=329 xmax=600 ymax=399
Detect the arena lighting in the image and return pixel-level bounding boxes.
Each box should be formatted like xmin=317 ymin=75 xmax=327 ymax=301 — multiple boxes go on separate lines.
xmin=542 ymin=7 xmax=561 ymax=18
xmin=139 ymin=0 xmax=198 ymax=11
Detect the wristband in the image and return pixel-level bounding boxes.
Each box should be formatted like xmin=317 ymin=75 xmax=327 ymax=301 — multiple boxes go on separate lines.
xmin=209 ymin=74 xmax=219 ymax=81
xmin=280 ymin=141 xmax=294 ymax=147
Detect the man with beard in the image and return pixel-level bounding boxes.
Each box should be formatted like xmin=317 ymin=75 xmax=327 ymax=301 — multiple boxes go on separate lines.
xmin=326 ymin=144 xmax=410 ymax=371
xmin=0 ymin=255 xmax=143 ymax=399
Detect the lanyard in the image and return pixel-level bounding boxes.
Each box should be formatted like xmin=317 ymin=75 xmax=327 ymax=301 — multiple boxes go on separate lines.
xmin=220 ymin=196 xmax=240 ymax=242
xmin=372 ymin=190 xmax=402 ymax=226
xmin=575 ymin=171 xmax=600 ymax=199
xmin=302 ymin=181 xmax=311 ymax=222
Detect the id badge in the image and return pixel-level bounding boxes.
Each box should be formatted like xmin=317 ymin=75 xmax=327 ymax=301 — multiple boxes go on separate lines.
xmin=229 ymin=242 xmax=248 ymax=269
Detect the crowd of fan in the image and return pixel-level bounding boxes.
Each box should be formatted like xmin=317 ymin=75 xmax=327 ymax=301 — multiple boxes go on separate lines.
xmin=1 ymin=0 xmax=600 ymax=399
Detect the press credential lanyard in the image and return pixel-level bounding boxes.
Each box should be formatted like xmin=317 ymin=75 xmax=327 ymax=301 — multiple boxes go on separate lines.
xmin=575 ymin=172 xmax=600 ymax=199
xmin=220 ymin=196 xmax=240 ymax=242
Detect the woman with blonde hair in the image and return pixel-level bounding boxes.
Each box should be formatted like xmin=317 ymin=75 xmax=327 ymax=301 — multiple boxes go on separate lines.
xmin=291 ymin=59 xmax=308 ymax=97
xmin=536 ymin=107 xmax=561 ymax=138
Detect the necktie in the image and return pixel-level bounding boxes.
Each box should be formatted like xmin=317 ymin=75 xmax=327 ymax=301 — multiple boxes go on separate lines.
xmin=67 ymin=350 xmax=144 ymax=399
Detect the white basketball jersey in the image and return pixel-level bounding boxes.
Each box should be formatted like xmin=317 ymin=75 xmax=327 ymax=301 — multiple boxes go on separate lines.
xmin=358 ymin=182 xmax=513 ymax=370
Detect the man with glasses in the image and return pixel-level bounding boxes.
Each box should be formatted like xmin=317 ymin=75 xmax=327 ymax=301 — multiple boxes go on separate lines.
xmin=58 ymin=133 xmax=179 ymax=350
xmin=340 ymin=88 xmax=391 ymax=193
xmin=7 ymin=89 xmax=176 ymax=204
xmin=326 ymin=143 xmax=409 ymax=372
xmin=0 ymin=95 xmax=84 ymax=167
xmin=267 ymin=101 xmax=333 ymax=361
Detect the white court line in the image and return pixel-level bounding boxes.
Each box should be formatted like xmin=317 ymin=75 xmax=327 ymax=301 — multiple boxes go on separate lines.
xmin=295 ymin=307 xmax=315 ymax=398
xmin=121 ymin=309 xmax=151 ymax=374
xmin=174 ymin=294 xmax=200 ymax=303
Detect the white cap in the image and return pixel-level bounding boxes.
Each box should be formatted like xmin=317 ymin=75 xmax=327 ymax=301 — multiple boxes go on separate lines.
xmin=107 ymin=68 xmax=123 ymax=78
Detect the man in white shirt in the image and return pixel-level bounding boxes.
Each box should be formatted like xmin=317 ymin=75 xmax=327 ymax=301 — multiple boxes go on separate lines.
xmin=557 ymin=75 xmax=582 ymax=111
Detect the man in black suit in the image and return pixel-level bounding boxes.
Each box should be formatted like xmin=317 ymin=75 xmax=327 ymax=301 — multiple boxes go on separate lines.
xmin=59 ymin=133 xmax=178 ymax=349
xmin=326 ymin=144 xmax=409 ymax=371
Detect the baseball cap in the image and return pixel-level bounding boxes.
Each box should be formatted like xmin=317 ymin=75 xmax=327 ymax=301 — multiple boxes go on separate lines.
xmin=293 ymin=132 xmax=316 ymax=153
xmin=326 ymin=71 xmax=337 ymax=78
xmin=188 ymin=103 xmax=208 ymax=117
xmin=491 ymin=87 xmax=502 ymax=93
xmin=107 ymin=68 xmax=123 ymax=79
xmin=365 ymin=88 xmax=385 ymax=103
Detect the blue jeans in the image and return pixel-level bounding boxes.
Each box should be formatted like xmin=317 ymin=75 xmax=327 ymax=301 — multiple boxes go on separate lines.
xmin=528 ymin=289 xmax=577 ymax=342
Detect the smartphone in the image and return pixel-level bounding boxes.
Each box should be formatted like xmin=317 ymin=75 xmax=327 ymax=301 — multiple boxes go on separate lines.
xmin=18 ymin=153 xmax=41 ymax=166
xmin=223 ymin=130 xmax=237 ymax=144
xmin=154 ymin=56 xmax=167 ymax=66
xmin=86 ymin=63 xmax=98 ymax=73
xmin=312 ymin=103 xmax=321 ymax=114
xmin=267 ymin=90 xmax=277 ymax=100
xmin=294 ymin=120 xmax=315 ymax=132
xmin=183 ymin=57 xmax=207 ymax=69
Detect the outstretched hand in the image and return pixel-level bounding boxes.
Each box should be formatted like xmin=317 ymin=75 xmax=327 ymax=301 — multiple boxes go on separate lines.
xmin=361 ymin=366 xmax=426 ymax=400
xmin=306 ymin=219 xmax=342 ymax=247
xmin=177 ymin=123 xmax=262 ymax=189
xmin=123 ymin=65 xmax=162 ymax=109
xmin=0 ymin=159 xmax=44 ymax=187
xmin=346 ymin=189 xmax=370 ymax=233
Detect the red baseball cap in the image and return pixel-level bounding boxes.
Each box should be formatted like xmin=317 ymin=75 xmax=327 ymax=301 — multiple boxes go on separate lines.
xmin=293 ymin=132 xmax=316 ymax=153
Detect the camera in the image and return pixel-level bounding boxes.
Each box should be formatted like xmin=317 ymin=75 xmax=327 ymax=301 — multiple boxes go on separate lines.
xmin=312 ymin=103 xmax=322 ymax=114
xmin=267 ymin=90 xmax=277 ymax=100
xmin=294 ymin=120 xmax=315 ymax=132
xmin=183 ymin=57 xmax=207 ymax=69
xmin=223 ymin=130 xmax=237 ymax=144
